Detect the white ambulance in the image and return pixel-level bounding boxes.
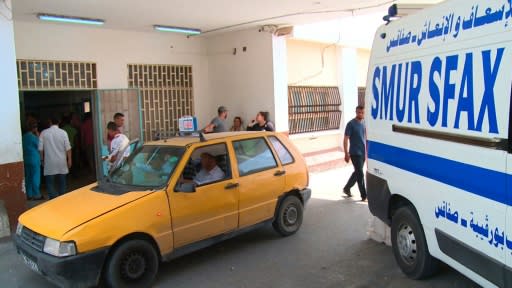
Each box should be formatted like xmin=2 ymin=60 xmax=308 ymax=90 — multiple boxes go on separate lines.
xmin=366 ymin=0 xmax=512 ymax=287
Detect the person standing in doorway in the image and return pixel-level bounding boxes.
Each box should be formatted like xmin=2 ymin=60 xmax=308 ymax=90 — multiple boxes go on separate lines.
xmin=103 ymin=121 xmax=130 ymax=171
xmin=203 ymin=106 xmax=228 ymax=133
xmin=61 ymin=114 xmax=78 ymax=176
xmin=22 ymin=120 xmax=42 ymax=200
xmin=342 ymin=106 xmax=367 ymax=201
xmin=81 ymin=112 xmax=94 ymax=174
xmin=39 ymin=117 xmax=72 ymax=199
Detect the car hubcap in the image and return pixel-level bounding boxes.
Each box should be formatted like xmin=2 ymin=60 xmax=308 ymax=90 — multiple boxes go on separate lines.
xmin=284 ymin=205 xmax=298 ymax=226
xmin=397 ymin=224 xmax=417 ymax=265
xmin=121 ymin=252 xmax=146 ymax=280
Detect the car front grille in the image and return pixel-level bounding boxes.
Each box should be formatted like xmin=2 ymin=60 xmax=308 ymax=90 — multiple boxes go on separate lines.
xmin=20 ymin=227 xmax=46 ymax=252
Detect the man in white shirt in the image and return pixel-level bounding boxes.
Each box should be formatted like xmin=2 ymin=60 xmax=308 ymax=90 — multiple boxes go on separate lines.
xmin=39 ymin=117 xmax=72 ymax=199
xmin=104 ymin=121 xmax=130 ymax=171
xmin=194 ymin=152 xmax=225 ymax=185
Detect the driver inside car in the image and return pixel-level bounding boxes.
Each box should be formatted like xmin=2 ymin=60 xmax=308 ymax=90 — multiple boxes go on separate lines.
xmin=178 ymin=152 xmax=225 ymax=191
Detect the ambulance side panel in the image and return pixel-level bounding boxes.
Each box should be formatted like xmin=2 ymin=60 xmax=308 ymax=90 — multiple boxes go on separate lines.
xmin=366 ymin=0 xmax=512 ymax=287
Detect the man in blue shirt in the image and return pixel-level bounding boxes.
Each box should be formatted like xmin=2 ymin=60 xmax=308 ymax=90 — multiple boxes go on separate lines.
xmin=343 ymin=106 xmax=367 ymax=201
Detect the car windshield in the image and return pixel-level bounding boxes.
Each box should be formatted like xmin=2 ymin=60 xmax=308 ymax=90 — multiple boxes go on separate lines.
xmin=109 ymin=145 xmax=185 ymax=188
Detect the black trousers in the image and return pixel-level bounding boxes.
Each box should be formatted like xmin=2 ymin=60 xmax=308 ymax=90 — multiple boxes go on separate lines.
xmin=344 ymin=155 xmax=367 ymax=198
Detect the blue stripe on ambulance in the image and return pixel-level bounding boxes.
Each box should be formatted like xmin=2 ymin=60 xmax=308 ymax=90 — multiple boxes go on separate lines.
xmin=367 ymin=141 xmax=509 ymax=205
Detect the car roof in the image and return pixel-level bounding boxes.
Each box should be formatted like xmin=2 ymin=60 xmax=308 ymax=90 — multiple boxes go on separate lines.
xmin=145 ymin=131 xmax=273 ymax=147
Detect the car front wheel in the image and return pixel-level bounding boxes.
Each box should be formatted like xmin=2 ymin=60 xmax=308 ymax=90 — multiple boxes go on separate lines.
xmin=391 ymin=205 xmax=439 ymax=279
xmin=273 ymin=195 xmax=304 ymax=236
xmin=104 ymin=239 xmax=159 ymax=288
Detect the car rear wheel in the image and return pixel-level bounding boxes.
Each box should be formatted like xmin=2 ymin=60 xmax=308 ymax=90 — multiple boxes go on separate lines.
xmin=104 ymin=239 xmax=159 ymax=288
xmin=391 ymin=205 xmax=439 ymax=279
xmin=273 ymin=195 xmax=304 ymax=236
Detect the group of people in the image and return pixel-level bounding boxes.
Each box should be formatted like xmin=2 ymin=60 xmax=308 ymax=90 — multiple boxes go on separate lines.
xmin=22 ymin=113 xmax=93 ymax=201
xmin=21 ymin=111 xmax=129 ymax=200
xmin=203 ymin=106 xmax=275 ymax=134
xmin=22 ymin=116 xmax=76 ymax=200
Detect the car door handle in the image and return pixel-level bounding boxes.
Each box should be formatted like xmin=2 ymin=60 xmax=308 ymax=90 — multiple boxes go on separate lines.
xmin=225 ymin=183 xmax=239 ymax=190
xmin=274 ymin=170 xmax=286 ymax=176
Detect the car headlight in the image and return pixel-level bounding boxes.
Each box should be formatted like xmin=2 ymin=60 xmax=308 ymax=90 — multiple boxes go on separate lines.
xmin=15 ymin=223 xmax=23 ymax=236
xmin=43 ymin=238 xmax=77 ymax=257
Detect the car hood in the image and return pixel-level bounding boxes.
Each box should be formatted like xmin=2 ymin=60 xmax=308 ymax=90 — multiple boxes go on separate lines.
xmin=19 ymin=183 xmax=153 ymax=240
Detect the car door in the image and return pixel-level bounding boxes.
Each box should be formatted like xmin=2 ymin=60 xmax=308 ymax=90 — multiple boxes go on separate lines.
xmin=170 ymin=142 xmax=239 ymax=248
xmin=233 ymin=137 xmax=285 ymax=228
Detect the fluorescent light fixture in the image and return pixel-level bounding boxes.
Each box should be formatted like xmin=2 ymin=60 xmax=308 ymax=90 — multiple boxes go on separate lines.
xmin=153 ymin=25 xmax=201 ymax=35
xmin=37 ymin=13 xmax=104 ymax=26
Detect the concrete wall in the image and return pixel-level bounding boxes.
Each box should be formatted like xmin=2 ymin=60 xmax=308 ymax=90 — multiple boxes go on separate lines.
xmin=285 ymin=39 xmax=371 ymax=154
xmin=0 ymin=0 xmax=25 ymax=231
xmin=205 ymin=29 xmax=275 ymax=129
xmin=287 ymin=39 xmax=339 ymax=86
xmin=357 ymin=49 xmax=371 ymax=88
xmin=1 ymin=1 xmax=22 ymax=164
xmin=13 ymin=21 xmax=212 ymax=125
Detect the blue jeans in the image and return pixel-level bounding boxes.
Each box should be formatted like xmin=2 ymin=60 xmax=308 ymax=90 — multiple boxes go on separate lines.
xmin=344 ymin=155 xmax=367 ymax=199
xmin=24 ymin=162 xmax=41 ymax=198
xmin=46 ymin=174 xmax=67 ymax=199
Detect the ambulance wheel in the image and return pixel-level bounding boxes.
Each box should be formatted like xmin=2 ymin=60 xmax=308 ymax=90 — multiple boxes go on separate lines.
xmin=391 ymin=205 xmax=439 ymax=279
xmin=104 ymin=239 xmax=159 ymax=288
xmin=273 ymin=195 xmax=303 ymax=236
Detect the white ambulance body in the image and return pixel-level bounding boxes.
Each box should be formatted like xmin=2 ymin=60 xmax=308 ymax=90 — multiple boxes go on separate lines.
xmin=366 ymin=0 xmax=512 ymax=287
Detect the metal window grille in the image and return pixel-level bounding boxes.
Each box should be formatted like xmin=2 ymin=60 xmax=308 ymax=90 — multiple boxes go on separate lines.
xmin=17 ymin=59 xmax=97 ymax=90
xmin=128 ymin=64 xmax=194 ymax=141
xmin=288 ymin=86 xmax=342 ymax=134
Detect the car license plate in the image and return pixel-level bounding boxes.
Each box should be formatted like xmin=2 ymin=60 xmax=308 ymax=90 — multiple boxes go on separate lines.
xmin=20 ymin=252 xmax=40 ymax=273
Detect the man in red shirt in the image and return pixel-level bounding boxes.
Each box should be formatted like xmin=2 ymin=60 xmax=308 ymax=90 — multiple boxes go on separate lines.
xmin=81 ymin=112 xmax=94 ymax=173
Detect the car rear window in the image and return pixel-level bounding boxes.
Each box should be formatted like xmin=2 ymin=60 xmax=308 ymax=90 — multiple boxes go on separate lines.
xmin=233 ymin=137 xmax=277 ymax=176
xmin=268 ymin=136 xmax=294 ymax=165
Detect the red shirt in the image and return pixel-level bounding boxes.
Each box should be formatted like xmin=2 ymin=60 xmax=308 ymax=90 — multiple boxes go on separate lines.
xmin=81 ymin=118 xmax=94 ymax=146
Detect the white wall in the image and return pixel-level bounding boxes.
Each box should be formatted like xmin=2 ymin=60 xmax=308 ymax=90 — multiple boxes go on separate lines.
xmin=13 ymin=21 xmax=212 ymax=125
xmin=272 ymin=35 xmax=288 ymax=132
xmin=0 ymin=0 xmax=22 ymax=164
xmin=357 ymin=49 xmax=371 ymax=88
xmin=205 ymin=29 xmax=275 ymax=129
xmin=339 ymin=47 xmax=358 ymax=129
xmin=287 ymin=39 xmax=339 ymax=86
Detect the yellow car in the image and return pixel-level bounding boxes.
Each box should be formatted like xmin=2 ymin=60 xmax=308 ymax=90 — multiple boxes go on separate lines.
xmin=15 ymin=131 xmax=311 ymax=288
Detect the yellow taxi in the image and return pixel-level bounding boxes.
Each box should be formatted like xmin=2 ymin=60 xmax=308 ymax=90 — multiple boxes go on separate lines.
xmin=15 ymin=131 xmax=311 ymax=288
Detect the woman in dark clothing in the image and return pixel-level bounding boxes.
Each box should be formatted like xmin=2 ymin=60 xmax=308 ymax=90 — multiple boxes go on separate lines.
xmin=247 ymin=111 xmax=274 ymax=131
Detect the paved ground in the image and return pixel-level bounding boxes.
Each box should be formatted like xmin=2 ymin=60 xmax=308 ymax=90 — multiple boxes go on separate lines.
xmin=0 ymin=167 xmax=479 ymax=288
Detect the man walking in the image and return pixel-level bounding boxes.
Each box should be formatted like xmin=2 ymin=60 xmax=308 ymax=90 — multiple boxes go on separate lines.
xmin=343 ymin=106 xmax=367 ymax=201
xmin=39 ymin=117 xmax=72 ymax=199
xmin=203 ymin=106 xmax=228 ymax=133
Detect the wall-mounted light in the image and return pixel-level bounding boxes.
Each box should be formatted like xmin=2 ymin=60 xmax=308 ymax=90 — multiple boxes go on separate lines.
xmin=153 ymin=25 xmax=201 ymax=35
xmin=37 ymin=13 xmax=105 ymax=26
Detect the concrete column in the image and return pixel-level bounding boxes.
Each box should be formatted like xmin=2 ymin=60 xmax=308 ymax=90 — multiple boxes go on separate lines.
xmin=272 ymin=35 xmax=289 ymax=133
xmin=338 ymin=47 xmax=358 ymax=134
xmin=0 ymin=0 xmax=25 ymax=231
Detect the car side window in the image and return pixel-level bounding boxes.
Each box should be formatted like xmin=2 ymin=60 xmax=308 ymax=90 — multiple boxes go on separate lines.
xmin=175 ymin=143 xmax=231 ymax=192
xmin=233 ymin=137 xmax=277 ymax=176
xmin=268 ymin=136 xmax=294 ymax=165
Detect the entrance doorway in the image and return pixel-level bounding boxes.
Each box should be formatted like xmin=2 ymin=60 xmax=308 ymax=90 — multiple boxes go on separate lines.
xmin=20 ymin=90 xmax=97 ymax=199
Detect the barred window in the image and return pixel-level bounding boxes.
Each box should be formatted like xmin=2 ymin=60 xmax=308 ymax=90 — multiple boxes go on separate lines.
xmin=128 ymin=64 xmax=194 ymax=141
xmin=288 ymin=86 xmax=342 ymax=134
